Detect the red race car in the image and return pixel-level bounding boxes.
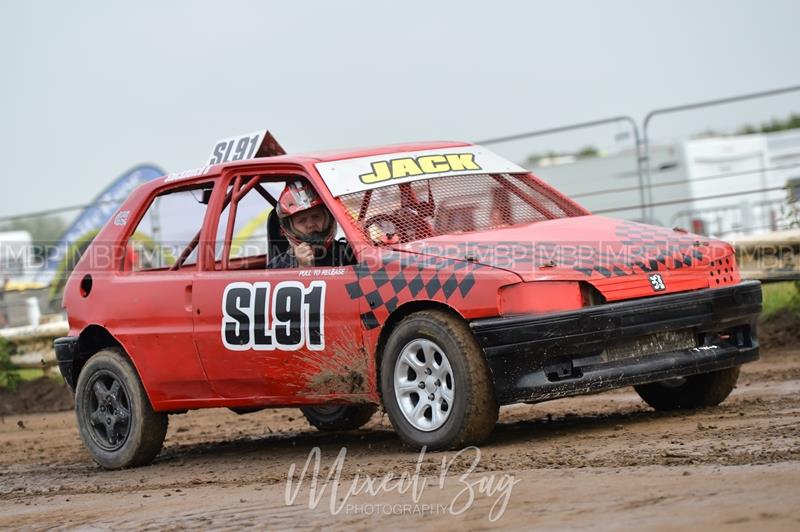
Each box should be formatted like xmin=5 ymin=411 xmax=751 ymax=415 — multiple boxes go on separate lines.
xmin=55 ymin=133 xmax=761 ymax=468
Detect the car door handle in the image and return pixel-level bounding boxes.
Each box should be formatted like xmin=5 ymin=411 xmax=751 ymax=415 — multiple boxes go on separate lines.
xmin=184 ymin=284 xmax=193 ymax=313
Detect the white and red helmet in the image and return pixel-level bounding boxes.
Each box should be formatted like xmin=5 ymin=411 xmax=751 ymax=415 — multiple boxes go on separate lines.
xmin=276 ymin=180 xmax=336 ymax=247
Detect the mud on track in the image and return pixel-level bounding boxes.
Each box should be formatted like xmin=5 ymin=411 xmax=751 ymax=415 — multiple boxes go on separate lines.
xmin=1 ymin=349 xmax=799 ymax=530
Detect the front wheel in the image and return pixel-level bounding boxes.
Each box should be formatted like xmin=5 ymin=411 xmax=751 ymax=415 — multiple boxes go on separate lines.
xmin=634 ymin=366 xmax=741 ymax=410
xmin=380 ymin=310 xmax=498 ymax=450
xmin=75 ymin=347 xmax=168 ymax=469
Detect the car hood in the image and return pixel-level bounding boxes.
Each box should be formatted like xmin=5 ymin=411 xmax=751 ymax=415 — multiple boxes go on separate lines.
xmin=392 ymin=215 xmax=738 ymax=301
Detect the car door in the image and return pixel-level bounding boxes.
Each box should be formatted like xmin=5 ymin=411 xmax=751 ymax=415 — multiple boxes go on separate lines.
xmin=112 ymin=181 xmax=217 ymax=406
xmin=191 ymin=172 xmax=368 ymax=402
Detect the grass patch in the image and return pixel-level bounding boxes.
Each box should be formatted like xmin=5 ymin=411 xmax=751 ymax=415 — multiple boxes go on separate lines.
xmin=0 ymin=337 xmax=21 ymax=391
xmin=16 ymin=368 xmax=46 ymax=381
xmin=8 ymin=368 xmax=63 ymax=382
xmin=1 ymin=337 xmax=65 ymax=391
xmin=761 ymin=281 xmax=800 ymax=321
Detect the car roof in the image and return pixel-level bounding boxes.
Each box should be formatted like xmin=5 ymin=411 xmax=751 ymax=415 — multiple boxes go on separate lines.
xmin=211 ymin=140 xmax=473 ymax=170
xmin=136 ymin=140 xmax=474 ymax=197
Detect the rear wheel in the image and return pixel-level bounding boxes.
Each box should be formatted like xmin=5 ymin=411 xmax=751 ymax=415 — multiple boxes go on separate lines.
xmin=300 ymin=404 xmax=377 ymax=431
xmin=75 ymin=348 xmax=168 ymax=469
xmin=634 ymin=366 xmax=741 ymax=410
xmin=380 ymin=310 xmax=498 ymax=450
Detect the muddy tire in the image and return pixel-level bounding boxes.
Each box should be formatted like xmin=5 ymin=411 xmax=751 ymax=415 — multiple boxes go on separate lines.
xmin=380 ymin=310 xmax=498 ymax=450
xmin=634 ymin=366 xmax=741 ymax=410
xmin=300 ymin=404 xmax=378 ymax=431
xmin=75 ymin=347 xmax=168 ymax=469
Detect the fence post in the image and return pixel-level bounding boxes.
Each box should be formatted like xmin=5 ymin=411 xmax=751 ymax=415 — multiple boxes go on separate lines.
xmin=642 ymin=85 xmax=800 ymax=223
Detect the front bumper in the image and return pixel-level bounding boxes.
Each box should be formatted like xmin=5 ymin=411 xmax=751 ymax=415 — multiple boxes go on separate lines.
xmin=471 ymin=280 xmax=762 ymax=405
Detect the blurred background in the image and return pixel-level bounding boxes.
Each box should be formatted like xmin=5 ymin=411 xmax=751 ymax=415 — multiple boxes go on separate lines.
xmin=1 ymin=0 xmax=799 ymax=331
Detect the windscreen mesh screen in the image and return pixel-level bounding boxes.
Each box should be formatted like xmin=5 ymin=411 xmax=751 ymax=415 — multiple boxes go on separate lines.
xmin=338 ymin=173 xmax=587 ymax=245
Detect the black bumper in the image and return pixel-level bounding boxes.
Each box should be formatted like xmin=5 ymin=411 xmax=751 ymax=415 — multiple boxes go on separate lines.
xmin=470 ymin=281 xmax=762 ymax=405
xmin=54 ymin=336 xmax=79 ymax=391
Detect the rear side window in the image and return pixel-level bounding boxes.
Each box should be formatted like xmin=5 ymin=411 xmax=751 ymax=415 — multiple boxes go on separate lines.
xmin=127 ymin=184 xmax=213 ymax=272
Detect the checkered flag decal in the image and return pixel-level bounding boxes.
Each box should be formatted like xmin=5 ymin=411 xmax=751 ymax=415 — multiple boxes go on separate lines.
xmin=345 ymin=253 xmax=482 ymax=330
xmin=570 ymin=221 xmax=708 ymax=278
xmin=344 ymin=223 xmax=720 ymax=329
xmin=387 ymin=222 xmax=711 ymax=280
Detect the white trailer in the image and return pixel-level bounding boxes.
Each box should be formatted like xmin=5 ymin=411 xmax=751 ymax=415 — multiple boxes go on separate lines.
xmin=0 ymin=230 xmax=34 ymax=282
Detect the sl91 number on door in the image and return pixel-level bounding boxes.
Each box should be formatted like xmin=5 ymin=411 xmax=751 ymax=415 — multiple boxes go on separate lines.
xmin=222 ymin=281 xmax=326 ymax=351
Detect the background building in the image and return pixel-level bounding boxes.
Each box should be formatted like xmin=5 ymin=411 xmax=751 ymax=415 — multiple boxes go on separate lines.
xmin=526 ymin=129 xmax=800 ymax=238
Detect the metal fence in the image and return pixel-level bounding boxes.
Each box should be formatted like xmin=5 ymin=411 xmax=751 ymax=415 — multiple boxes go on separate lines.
xmin=0 ymin=287 xmax=53 ymax=329
xmin=478 ymin=84 xmax=800 ymax=238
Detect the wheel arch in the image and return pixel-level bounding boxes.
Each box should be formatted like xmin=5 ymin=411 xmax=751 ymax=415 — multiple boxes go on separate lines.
xmin=73 ymin=325 xmax=140 ymax=392
xmin=373 ymin=300 xmax=467 ymax=395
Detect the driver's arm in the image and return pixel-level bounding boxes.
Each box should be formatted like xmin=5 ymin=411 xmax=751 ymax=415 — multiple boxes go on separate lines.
xmin=267 ymin=249 xmax=295 ymax=269
xmin=335 ymin=239 xmax=358 ymax=266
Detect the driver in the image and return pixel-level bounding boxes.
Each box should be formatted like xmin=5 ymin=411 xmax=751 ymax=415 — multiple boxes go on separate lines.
xmin=268 ymin=180 xmax=355 ymax=268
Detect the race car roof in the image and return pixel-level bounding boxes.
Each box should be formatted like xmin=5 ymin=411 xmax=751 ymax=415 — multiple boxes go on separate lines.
xmin=152 ymin=140 xmax=525 ymax=196
xmin=157 ymin=141 xmax=471 ymax=185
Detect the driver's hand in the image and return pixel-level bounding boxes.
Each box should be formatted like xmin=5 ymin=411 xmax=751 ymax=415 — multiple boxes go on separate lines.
xmin=380 ymin=233 xmax=400 ymax=245
xmin=294 ymin=243 xmax=314 ymax=267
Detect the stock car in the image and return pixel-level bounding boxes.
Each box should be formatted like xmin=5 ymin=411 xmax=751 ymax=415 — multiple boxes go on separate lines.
xmin=55 ymin=135 xmax=762 ymax=468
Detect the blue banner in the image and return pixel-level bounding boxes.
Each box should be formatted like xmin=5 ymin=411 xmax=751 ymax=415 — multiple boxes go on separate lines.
xmin=39 ymin=164 xmax=165 ymax=283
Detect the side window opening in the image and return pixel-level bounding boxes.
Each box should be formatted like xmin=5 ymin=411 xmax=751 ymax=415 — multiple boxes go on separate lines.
xmin=214 ymin=175 xmax=354 ymax=271
xmin=126 ymin=183 xmax=214 ymax=272
xmin=214 ymin=176 xmax=287 ymax=271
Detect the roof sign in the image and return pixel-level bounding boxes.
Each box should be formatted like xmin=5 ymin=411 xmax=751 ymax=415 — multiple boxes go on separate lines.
xmin=315 ymin=145 xmax=526 ymax=196
xmin=207 ymin=129 xmax=286 ymax=166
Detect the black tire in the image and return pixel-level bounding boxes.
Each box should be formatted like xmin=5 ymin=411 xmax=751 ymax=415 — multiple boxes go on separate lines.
xmin=300 ymin=404 xmax=378 ymax=431
xmin=380 ymin=310 xmax=498 ymax=450
xmin=634 ymin=366 xmax=741 ymax=411
xmin=75 ymin=347 xmax=168 ymax=469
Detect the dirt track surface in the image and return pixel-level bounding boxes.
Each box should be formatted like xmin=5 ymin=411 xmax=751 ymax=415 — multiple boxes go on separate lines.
xmin=2 ymin=349 xmax=799 ymax=530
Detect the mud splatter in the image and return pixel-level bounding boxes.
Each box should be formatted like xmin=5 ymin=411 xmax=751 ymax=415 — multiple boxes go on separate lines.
xmin=298 ymin=326 xmax=375 ymax=396
xmin=308 ymin=368 xmax=365 ymax=394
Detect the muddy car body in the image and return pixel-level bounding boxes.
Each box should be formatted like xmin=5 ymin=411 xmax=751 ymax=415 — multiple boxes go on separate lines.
xmin=55 ymin=141 xmax=761 ymax=468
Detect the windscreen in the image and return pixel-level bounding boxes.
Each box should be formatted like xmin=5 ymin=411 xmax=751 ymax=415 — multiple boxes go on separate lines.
xmin=338 ymin=173 xmax=588 ymax=245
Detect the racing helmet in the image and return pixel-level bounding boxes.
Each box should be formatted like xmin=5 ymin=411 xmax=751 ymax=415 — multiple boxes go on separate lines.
xmin=276 ymin=180 xmax=336 ymax=247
